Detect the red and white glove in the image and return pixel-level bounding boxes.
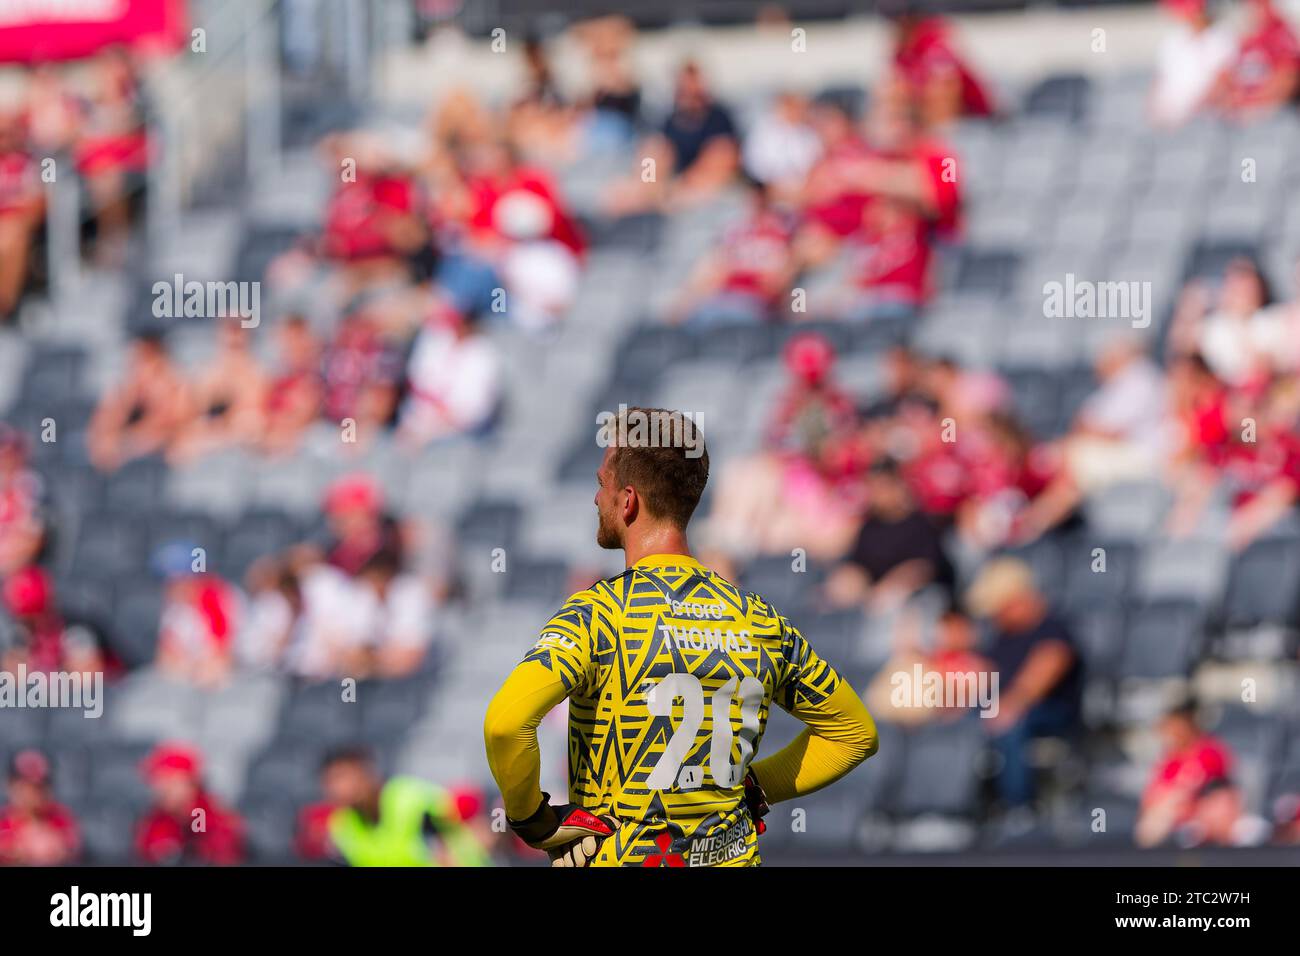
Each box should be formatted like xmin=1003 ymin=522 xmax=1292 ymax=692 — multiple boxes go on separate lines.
xmin=508 ymin=794 xmax=618 ymax=868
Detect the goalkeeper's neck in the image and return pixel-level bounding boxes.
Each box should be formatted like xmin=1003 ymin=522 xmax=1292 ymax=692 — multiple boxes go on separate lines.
xmin=623 ymin=523 xmax=692 ymax=570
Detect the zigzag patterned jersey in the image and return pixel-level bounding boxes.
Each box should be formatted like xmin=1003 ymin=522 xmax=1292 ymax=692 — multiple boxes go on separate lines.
xmin=521 ymin=552 xmax=841 ymax=867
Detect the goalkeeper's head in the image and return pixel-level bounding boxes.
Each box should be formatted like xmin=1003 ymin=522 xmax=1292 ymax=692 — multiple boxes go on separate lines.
xmin=594 ymin=407 xmax=709 ymax=552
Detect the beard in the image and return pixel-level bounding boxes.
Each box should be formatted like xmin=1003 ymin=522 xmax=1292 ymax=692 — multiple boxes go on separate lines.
xmin=595 ymin=506 xmax=622 ymax=550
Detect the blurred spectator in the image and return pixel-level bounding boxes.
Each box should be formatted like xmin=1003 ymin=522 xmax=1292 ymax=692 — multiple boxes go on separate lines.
xmin=1019 ymin=339 xmax=1169 ymax=542
xmin=268 ymin=134 xmax=428 ymax=308
xmin=798 ymin=80 xmax=962 ymax=319
xmin=169 ymin=320 xmax=268 ymax=464
xmin=1210 ymin=0 xmax=1300 ymax=120
xmin=0 ymin=750 xmax=80 ymax=866
xmin=319 ymin=473 xmax=406 ymax=576
xmin=957 ymin=412 xmax=1057 ymax=551
xmin=237 ymin=558 xmax=303 ymax=672
xmin=1160 ymin=351 xmax=1300 ymax=550
xmin=1136 ymin=700 xmax=1268 ymax=847
xmin=0 ymin=425 xmax=47 ymax=577
xmin=1 ymin=565 xmax=107 ymax=675
xmin=340 ymin=549 xmax=436 ymax=679
xmin=259 ymin=315 xmax=325 ymax=456
xmin=75 ymin=47 xmax=150 ymax=265
xmin=1137 ymin=699 xmax=1231 ymax=848
xmin=886 ymin=5 xmax=996 ymax=125
xmin=134 ymin=743 xmax=245 ymax=865
xmin=22 ymin=63 xmax=83 ymax=156
xmin=153 ymin=542 xmax=241 ymax=689
xmin=865 ymin=603 xmax=992 ymax=725
xmin=965 ymin=558 xmax=1082 ymax=813
xmin=87 ymin=331 xmax=189 ymax=471
xmin=572 ymin=14 xmax=642 ymax=150
xmin=397 ymin=309 xmax=501 ymax=446
xmin=449 ymin=137 xmax=585 ymax=331
xmin=606 ymin=60 xmax=739 ymax=213
xmin=506 ymin=34 xmax=575 ymax=163
xmin=0 ymin=113 xmax=44 ymax=323
xmin=670 ymin=176 xmax=796 ymax=326
xmin=1169 ymin=258 xmax=1284 ymax=389
xmin=309 ymin=746 xmax=491 ymax=866
xmin=838 ymin=80 xmax=962 ymax=320
xmin=707 ymin=332 xmax=864 ymax=557
xmin=1149 ymin=0 xmax=1236 ymax=127
xmin=794 ymin=95 xmax=873 ymax=258
xmin=824 ymin=458 xmax=955 ymax=613
xmin=742 ymin=92 xmax=821 ymax=192
xmin=321 ymin=312 xmax=404 ymax=446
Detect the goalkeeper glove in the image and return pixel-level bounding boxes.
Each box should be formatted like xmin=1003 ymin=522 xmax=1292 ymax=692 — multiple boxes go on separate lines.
xmin=743 ymin=771 xmax=770 ymax=835
xmin=508 ymin=794 xmax=617 ymax=867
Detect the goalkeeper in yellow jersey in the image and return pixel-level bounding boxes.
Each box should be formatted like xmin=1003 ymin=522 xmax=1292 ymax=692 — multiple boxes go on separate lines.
xmin=484 ymin=407 xmax=878 ymax=867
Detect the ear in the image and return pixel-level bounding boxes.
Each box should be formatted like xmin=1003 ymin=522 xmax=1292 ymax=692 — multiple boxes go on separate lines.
xmin=621 ymin=485 xmax=639 ymax=524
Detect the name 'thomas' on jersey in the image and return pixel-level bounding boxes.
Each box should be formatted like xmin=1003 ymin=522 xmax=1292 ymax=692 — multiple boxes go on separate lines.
xmin=520 ymin=553 xmax=843 ymax=867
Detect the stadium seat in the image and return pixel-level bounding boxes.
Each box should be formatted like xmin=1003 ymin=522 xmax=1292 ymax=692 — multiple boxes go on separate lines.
xmin=453 ymin=503 xmax=523 ymax=574
xmin=108 ymin=585 xmax=165 ymax=668
xmin=71 ymin=510 xmax=149 ymax=575
xmin=245 ymin=741 xmax=329 ymax=805
xmin=894 ymin=719 xmax=984 ymax=818
xmin=1117 ymin=598 xmax=1205 ymax=680
xmin=240 ymin=794 xmax=301 ymax=863
xmin=1222 ymin=535 xmax=1300 ymax=628
xmin=1136 ymin=538 xmax=1228 ymax=605
xmin=1022 ymin=74 xmax=1091 ymax=123
xmin=1061 ymin=537 xmax=1138 ymax=617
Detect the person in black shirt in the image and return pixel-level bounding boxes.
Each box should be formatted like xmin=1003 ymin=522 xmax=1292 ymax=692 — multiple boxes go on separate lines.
xmin=824 ymin=458 xmax=954 ymax=612
xmin=965 ymin=557 xmax=1082 ymax=809
xmin=605 ymin=61 xmax=739 ymax=214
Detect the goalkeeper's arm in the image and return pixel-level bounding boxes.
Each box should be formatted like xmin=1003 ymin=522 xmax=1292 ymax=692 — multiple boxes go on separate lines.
xmin=483 ymin=660 xmax=568 ymax=822
xmin=749 ymin=682 xmax=879 ymax=804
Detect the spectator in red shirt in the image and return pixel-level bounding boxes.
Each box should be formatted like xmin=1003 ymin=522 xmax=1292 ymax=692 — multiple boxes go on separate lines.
xmin=794 ymin=96 xmax=874 ymax=263
xmin=670 ymin=177 xmax=796 ymax=326
xmin=1138 ymin=699 xmax=1236 ymax=847
xmin=0 ymin=425 xmax=46 ymax=578
xmin=259 ymin=316 xmax=325 ymax=457
xmin=319 ymin=474 xmax=406 ymax=577
xmin=706 ymin=333 xmax=865 ymax=558
xmin=1211 ymin=0 xmax=1300 ymax=118
xmin=74 ymin=48 xmax=151 ymax=266
xmin=0 ymin=113 xmax=44 ymax=324
xmin=0 ymin=750 xmax=80 ymax=866
xmin=153 ymin=542 xmax=241 ymax=689
xmin=320 ymin=138 xmax=425 ymax=265
xmin=321 ymin=312 xmax=404 ymax=448
xmin=134 ymin=743 xmax=245 ymax=866
xmin=818 ymin=80 xmax=964 ymax=321
xmin=1 ymin=566 xmax=95 ymax=675
xmin=957 ymin=412 xmax=1057 ymax=551
xmin=886 ymin=3 xmax=997 ymax=125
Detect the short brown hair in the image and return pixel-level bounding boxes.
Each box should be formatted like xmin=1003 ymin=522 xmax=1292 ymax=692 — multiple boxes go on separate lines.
xmin=606 ymin=407 xmax=709 ymax=529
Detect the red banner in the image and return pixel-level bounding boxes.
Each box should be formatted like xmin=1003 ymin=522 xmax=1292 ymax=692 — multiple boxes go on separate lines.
xmin=0 ymin=0 xmax=187 ymax=63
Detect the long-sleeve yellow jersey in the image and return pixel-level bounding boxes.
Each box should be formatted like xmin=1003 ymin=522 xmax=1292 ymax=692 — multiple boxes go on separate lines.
xmin=484 ymin=553 xmax=879 ymax=867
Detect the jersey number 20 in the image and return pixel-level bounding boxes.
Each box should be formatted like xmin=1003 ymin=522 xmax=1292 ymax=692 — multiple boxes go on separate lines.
xmin=645 ymin=674 xmax=764 ymax=791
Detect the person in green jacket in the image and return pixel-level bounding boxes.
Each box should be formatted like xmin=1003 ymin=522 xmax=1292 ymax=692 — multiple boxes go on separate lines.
xmin=320 ymin=746 xmax=492 ymax=867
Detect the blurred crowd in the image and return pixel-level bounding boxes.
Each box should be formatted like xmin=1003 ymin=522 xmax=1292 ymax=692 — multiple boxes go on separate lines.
xmin=0 ymin=47 xmax=150 ymax=321
xmin=5 ymin=0 xmax=1300 ymax=864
